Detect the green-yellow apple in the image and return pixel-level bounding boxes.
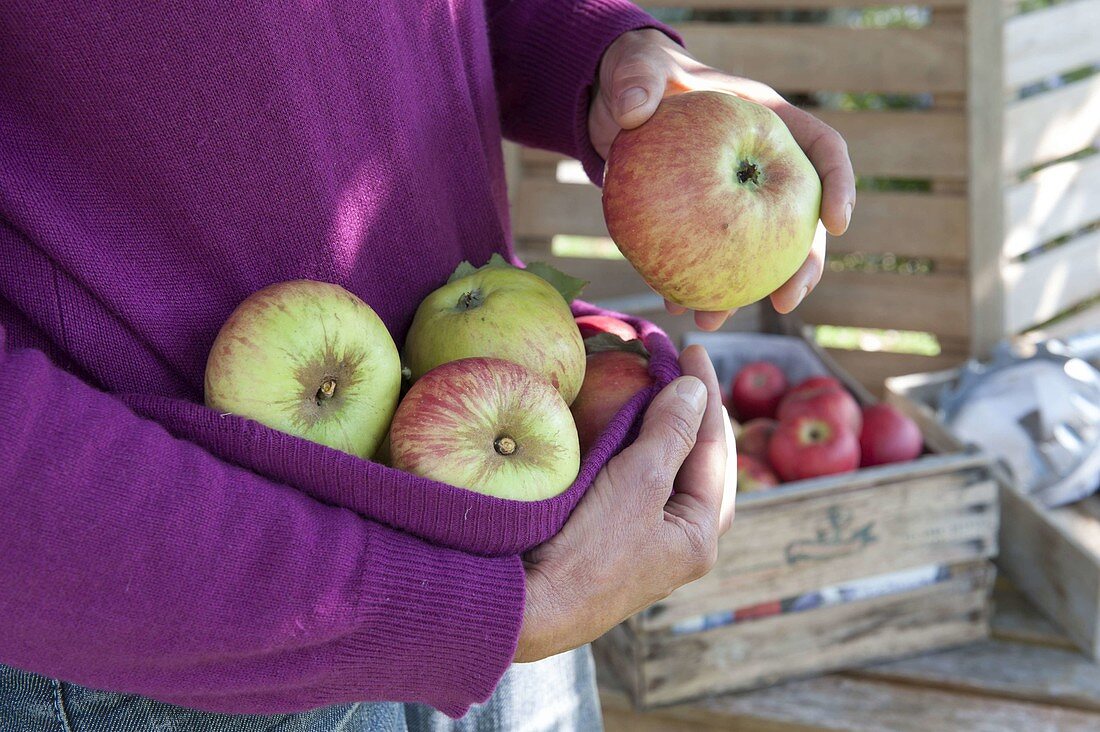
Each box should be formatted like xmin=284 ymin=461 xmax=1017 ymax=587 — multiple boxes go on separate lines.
xmin=404 ymin=265 xmax=586 ymax=404
xmin=570 ymin=349 xmax=654 ymax=455
xmin=389 ymin=358 xmax=580 ymax=501
xmin=204 ymin=280 xmax=401 ymax=459
xmin=602 ymin=90 xmax=822 ymax=311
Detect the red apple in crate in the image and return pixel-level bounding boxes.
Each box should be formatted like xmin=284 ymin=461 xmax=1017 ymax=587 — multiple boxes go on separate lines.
xmin=737 ymin=418 xmax=779 ymax=461
xmin=768 ymin=414 xmax=860 ymax=481
xmin=204 ymin=280 xmax=401 ymax=460
xmin=731 ymin=361 xmax=788 ymax=420
xmin=777 ymin=376 xmax=862 ymax=435
xmin=575 ymin=314 xmax=638 ymax=342
xmin=389 ymin=358 xmax=580 ymax=501
xmin=602 ymin=90 xmax=822 ymax=311
xmin=571 ymin=349 xmax=655 ymax=455
xmin=737 ymin=454 xmax=780 ymax=493
xmin=859 ymin=404 xmax=923 ymax=467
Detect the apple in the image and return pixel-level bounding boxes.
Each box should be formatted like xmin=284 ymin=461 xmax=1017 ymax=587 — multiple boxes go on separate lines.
xmin=738 ymin=418 xmax=779 ymax=461
xmin=570 ymin=349 xmax=655 ymax=455
xmin=389 ymin=358 xmax=580 ymax=501
xmin=777 ymin=376 xmax=862 ymax=435
xmin=404 ymin=264 xmax=586 ymax=404
xmin=859 ymin=404 xmax=923 ymax=467
xmin=731 ymin=361 xmax=788 ymax=420
xmin=204 ymin=280 xmax=401 ymax=459
xmin=602 ymin=90 xmax=822 ymax=311
xmin=737 ymin=454 xmax=780 ymax=493
xmin=768 ymin=414 xmax=860 ymax=481
xmin=575 ymin=314 xmax=638 ymax=342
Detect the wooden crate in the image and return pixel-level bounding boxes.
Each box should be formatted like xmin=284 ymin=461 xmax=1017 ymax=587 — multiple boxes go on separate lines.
xmin=594 ymin=320 xmax=999 ymax=709
xmin=506 ymin=0 xmax=1100 ymax=393
xmin=885 ymin=366 xmax=1100 ymax=660
xmin=598 ymin=582 xmax=1100 ymax=732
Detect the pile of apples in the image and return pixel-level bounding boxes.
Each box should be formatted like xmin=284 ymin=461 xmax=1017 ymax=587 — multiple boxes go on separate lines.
xmin=729 ymin=361 xmax=923 ymax=493
xmin=202 ymin=256 xmax=655 ymax=502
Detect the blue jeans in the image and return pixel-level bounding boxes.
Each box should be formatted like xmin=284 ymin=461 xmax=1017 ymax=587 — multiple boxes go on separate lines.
xmin=0 ymin=646 xmax=602 ymax=731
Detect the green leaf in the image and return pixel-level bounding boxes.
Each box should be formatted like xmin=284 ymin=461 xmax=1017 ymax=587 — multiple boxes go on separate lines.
xmin=446 ymin=260 xmax=479 ymax=283
xmin=525 ymin=261 xmax=588 ymax=303
xmin=583 ymin=332 xmax=650 ymax=358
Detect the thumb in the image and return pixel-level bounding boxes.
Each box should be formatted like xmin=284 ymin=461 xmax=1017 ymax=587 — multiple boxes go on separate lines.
xmin=607 ymin=376 xmax=707 ymax=503
xmin=607 ymin=56 xmax=665 ymax=130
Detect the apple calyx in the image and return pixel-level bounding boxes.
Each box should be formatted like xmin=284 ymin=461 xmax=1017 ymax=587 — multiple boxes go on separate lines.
xmin=494 ymin=435 xmax=518 ymax=456
xmin=737 ymin=160 xmax=762 ymax=187
xmin=316 ymin=377 xmax=337 ymax=403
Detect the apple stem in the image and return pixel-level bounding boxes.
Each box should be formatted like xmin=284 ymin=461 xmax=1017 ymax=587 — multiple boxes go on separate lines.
xmin=494 ymin=436 xmax=517 ymax=456
xmin=317 ymin=378 xmax=337 ymax=402
xmin=456 ymin=289 xmax=484 ymax=311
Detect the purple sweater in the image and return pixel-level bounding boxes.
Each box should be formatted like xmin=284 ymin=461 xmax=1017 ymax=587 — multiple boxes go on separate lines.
xmin=0 ymin=0 xmax=679 ymax=718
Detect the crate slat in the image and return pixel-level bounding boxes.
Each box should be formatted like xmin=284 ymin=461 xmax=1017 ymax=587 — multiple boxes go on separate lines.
xmin=1004 ymin=73 xmax=1100 ymax=174
xmin=1002 ymin=229 xmax=1100 ymax=333
xmin=824 ymin=348 xmax=969 ymax=397
xmin=639 ymin=474 xmax=996 ymax=625
xmin=814 ymin=109 xmax=968 ymax=179
xmin=1004 ymin=152 xmax=1100 ymax=258
xmin=630 ymin=563 xmax=992 ymax=707
xmin=1004 ymin=0 xmax=1100 ymax=90
xmin=676 ymin=24 xmax=966 ymax=94
xmin=799 ymin=270 xmax=971 ymax=338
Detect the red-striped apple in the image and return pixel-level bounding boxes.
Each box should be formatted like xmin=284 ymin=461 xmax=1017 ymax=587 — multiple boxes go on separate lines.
xmin=859 ymin=404 xmax=923 ymax=467
xmin=602 ymin=90 xmax=822 ymax=310
xmin=777 ymin=376 xmax=862 ymax=435
xmin=570 ymin=349 xmax=654 ymax=455
xmin=731 ymin=361 xmax=788 ymax=420
xmin=389 ymin=358 xmax=580 ymax=501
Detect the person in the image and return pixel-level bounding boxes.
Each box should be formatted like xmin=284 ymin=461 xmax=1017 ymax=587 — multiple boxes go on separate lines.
xmin=0 ymin=1 xmax=855 ymax=730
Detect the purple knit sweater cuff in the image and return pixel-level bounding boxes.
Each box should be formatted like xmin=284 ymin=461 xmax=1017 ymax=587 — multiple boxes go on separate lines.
xmin=122 ymin=304 xmax=679 ymax=557
xmin=337 ymin=530 xmax=525 ymax=717
xmin=491 ymin=0 xmax=682 ymax=186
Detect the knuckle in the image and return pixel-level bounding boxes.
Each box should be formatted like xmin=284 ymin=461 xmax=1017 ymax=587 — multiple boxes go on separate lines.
xmin=658 ymin=406 xmax=698 ymax=452
xmin=684 ymin=527 xmax=719 ymax=580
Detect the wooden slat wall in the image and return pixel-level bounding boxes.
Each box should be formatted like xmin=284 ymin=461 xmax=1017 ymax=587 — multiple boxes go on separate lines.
xmin=986 ymin=0 xmax=1100 ymax=339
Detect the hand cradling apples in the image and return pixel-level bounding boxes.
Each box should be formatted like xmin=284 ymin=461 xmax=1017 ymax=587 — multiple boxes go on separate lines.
xmin=203 ymin=256 xmax=656 ymax=502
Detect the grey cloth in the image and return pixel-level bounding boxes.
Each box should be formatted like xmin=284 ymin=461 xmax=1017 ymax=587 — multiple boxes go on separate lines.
xmin=0 ymin=646 xmax=603 ymax=732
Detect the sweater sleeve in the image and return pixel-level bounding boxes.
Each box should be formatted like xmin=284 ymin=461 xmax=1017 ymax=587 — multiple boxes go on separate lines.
xmin=486 ymin=0 xmax=680 ymax=184
xmin=0 ymin=328 xmax=524 ymax=718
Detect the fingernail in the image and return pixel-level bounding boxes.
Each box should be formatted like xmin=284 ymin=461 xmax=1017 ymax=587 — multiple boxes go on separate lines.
xmin=618 ymin=86 xmax=648 ymax=115
xmin=676 ymin=377 xmax=707 ymax=411
xmin=844 ymin=202 xmax=853 ymax=230
xmin=796 ymin=285 xmax=809 ymax=308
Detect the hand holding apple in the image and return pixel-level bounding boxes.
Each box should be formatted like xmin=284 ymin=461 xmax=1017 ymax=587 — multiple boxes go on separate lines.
xmin=516 ymin=345 xmax=735 ymax=662
xmin=589 ymin=28 xmax=855 ymax=327
xmin=603 ymin=90 xmax=822 ymax=312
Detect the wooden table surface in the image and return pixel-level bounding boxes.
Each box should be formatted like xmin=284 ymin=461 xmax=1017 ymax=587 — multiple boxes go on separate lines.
xmin=598 ymin=580 xmax=1100 ymax=731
